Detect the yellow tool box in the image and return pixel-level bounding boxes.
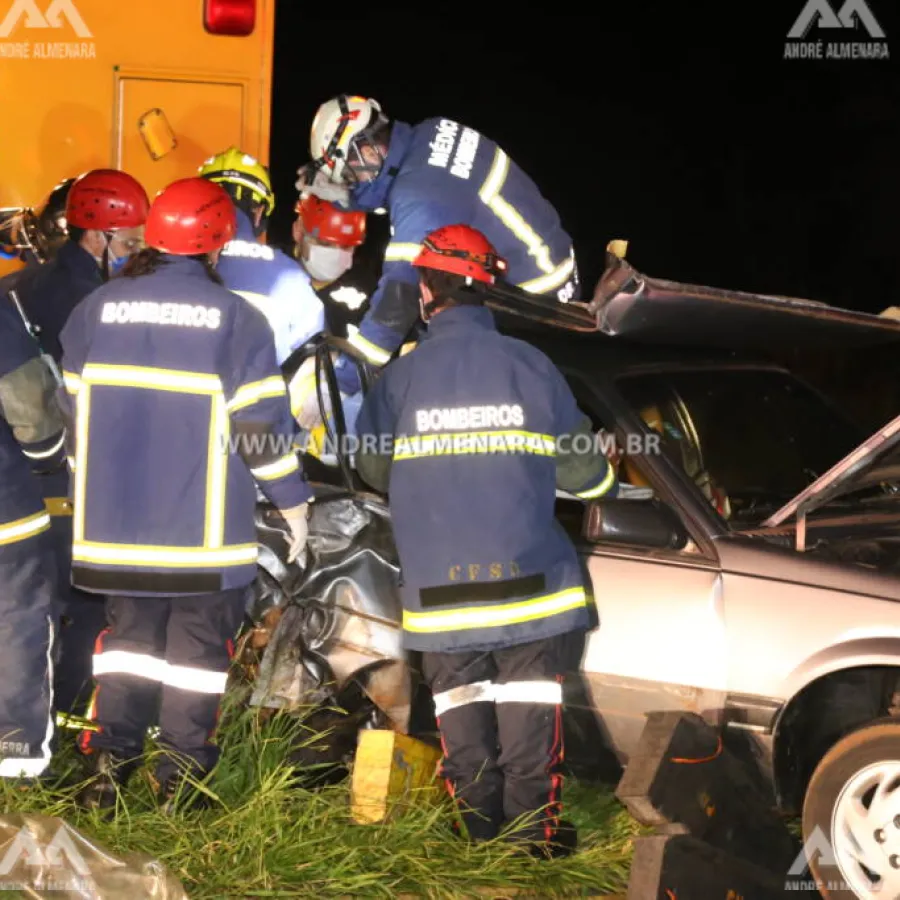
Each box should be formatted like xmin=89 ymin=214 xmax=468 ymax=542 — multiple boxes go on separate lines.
xmin=350 ymin=729 xmax=444 ymax=824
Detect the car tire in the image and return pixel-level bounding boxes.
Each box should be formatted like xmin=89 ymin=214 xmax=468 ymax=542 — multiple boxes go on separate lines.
xmin=801 ymin=719 xmax=900 ymax=900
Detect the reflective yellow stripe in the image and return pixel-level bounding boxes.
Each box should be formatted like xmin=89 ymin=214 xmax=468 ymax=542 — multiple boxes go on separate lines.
xmin=44 ymin=497 xmax=72 ymax=517
xmin=72 ymin=383 xmax=91 ymax=542
xmin=403 ymin=587 xmax=587 ymax=634
xmin=227 ymin=376 xmax=287 ymax=413
xmin=347 ymin=331 xmax=392 ymax=365
xmin=384 ymin=242 xmax=421 ymax=262
xmin=72 ymin=541 xmax=258 ymax=568
xmin=0 ymin=510 xmax=51 ymax=546
xmin=289 ymin=370 xmax=316 ymax=418
xmin=478 ymin=148 xmax=564 ymax=279
xmin=74 ymin=364 xmax=232 ymax=556
xmin=80 ymin=364 xmax=221 ymax=394
xmin=251 ymin=452 xmax=299 ymax=481
xmin=305 ymin=424 xmax=328 ymax=460
xmin=518 ymin=250 xmax=576 ymax=294
xmin=56 ymin=711 xmax=99 ymax=732
xmin=63 ymin=371 xmax=81 ymax=394
xmin=575 ymin=464 xmax=617 ymax=500
xmin=393 ymin=430 xmax=555 ymax=461
xmin=205 ymin=392 xmax=228 ymax=549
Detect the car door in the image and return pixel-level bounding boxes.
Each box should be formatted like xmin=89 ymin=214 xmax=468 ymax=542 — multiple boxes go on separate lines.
xmin=558 ymin=371 xmax=728 ymax=763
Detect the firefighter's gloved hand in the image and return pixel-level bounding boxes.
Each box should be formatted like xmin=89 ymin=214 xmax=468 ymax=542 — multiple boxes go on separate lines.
xmin=289 ymin=355 xmax=333 ymax=431
xmin=280 ymin=502 xmax=310 ymax=565
xmin=295 ymin=164 xmax=351 ymax=208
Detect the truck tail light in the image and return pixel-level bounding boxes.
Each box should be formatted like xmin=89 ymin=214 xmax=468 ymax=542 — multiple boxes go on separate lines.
xmin=204 ymin=0 xmax=256 ymax=36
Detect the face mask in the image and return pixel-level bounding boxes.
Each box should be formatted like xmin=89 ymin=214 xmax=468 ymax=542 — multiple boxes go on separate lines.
xmin=107 ymin=253 xmax=128 ymax=276
xmin=303 ymin=244 xmax=353 ymax=283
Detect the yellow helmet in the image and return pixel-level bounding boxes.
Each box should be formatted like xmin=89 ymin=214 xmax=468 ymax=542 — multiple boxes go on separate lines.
xmin=621 ymin=404 xmax=664 ymax=488
xmin=198 ymin=147 xmax=275 ymax=216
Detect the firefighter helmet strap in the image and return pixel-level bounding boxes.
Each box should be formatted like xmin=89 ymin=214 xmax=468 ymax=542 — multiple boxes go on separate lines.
xmin=420 ymin=237 xmax=504 ymax=277
xmin=315 ymin=94 xmax=352 ymax=173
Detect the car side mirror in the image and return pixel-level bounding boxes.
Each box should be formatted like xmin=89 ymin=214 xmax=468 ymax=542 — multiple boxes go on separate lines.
xmin=582 ymin=498 xmax=688 ymax=550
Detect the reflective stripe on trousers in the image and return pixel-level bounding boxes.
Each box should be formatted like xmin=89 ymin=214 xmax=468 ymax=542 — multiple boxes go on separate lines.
xmin=432 ymin=679 xmax=563 ymax=717
xmin=92 ymin=650 xmax=229 ymax=694
xmin=0 ymin=614 xmax=55 ymax=779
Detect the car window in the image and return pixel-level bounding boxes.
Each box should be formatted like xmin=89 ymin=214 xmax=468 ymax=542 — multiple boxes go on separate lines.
xmin=555 ymin=375 xmax=608 ymax=540
xmin=563 ymin=373 xmax=658 ymax=498
xmin=615 ymin=368 xmax=862 ymax=527
xmin=556 ymin=374 xmax=697 ymax=551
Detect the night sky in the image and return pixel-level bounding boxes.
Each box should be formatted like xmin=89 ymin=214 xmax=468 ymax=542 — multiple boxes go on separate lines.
xmin=268 ymin=7 xmax=899 ymax=316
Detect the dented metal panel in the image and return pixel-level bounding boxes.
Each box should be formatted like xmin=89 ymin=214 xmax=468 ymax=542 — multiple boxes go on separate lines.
xmin=589 ymin=256 xmax=900 ymax=352
xmin=248 ymin=492 xmax=411 ymax=732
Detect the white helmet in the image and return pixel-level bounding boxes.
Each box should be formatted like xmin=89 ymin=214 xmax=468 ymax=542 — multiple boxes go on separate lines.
xmin=309 ymin=95 xmax=388 ymax=185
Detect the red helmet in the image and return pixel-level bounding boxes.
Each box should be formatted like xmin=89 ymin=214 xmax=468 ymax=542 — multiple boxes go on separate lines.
xmin=144 ymin=178 xmax=237 ymax=255
xmin=412 ymin=224 xmax=507 ymax=285
xmin=295 ymin=194 xmax=366 ymax=247
xmin=65 ymin=169 xmax=150 ymax=231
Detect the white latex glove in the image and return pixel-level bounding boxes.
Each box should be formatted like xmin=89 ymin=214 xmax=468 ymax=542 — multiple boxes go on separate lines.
xmin=295 ymin=165 xmax=351 ymax=207
xmin=289 ymin=356 xmax=327 ymax=430
xmin=280 ymin=502 xmax=310 ymax=565
xmin=289 ymin=354 xmax=343 ymax=431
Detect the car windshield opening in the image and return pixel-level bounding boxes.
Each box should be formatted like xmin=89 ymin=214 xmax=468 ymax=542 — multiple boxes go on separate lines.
xmin=615 ymin=367 xmax=874 ymax=526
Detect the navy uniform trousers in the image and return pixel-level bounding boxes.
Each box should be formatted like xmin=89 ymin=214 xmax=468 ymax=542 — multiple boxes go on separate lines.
xmin=38 ymin=468 xmax=106 ymax=716
xmin=422 ymin=630 xmax=583 ymax=843
xmin=0 ymin=532 xmax=58 ymax=778
xmin=82 ymin=588 xmax=247 ymax=783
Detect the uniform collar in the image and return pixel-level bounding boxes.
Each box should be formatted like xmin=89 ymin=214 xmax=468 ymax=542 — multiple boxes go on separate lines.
xmin=57 ymin=239 xmax=102 ymax=283
xmin=423 ymin=304 xmax=496 ymax=338
xmin=154 ymin=254 xmax=213 ymax=277
xmin=232 ymin=208 xmax=258 ymax=241
xmin=349 ymin=120 xmax=414 ymax=211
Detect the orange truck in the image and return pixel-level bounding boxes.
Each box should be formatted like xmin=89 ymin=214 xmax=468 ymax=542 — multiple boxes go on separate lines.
xmin=0 ymin=0 xmax=276 ymax=277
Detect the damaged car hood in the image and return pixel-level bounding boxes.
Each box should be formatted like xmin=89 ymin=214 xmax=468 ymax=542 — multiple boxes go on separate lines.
xmin=588 ymin=255 xmax=900 ymax=353
xmin=763 ymin=412 xmax=900 ymax=528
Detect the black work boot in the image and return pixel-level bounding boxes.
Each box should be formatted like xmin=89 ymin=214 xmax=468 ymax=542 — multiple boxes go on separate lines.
xmin=157 ymin=771 xmax=212 ymax=816
xmin=76 ymin=751 xmax=140 ymax=811
xmin=535 ymin=819 xmax=578 ymax=860
xmin=502 ymin=818 xmax=579 ymax=860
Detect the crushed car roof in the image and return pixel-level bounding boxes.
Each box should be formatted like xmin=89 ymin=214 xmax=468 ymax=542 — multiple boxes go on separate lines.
xmin=484 ymin=253 xmax=900 ymax=356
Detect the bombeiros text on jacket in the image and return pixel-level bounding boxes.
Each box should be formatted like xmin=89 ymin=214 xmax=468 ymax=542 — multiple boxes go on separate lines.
xmin=415 ymin=403 xmax=525 ymax=431
xmin=100 ymin=301 xmax=222 ymax=329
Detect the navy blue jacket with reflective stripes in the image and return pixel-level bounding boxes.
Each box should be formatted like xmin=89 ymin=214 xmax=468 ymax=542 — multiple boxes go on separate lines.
xmin=0 ymin=301 xmax=66 ymax=549
xmin=58 ymin=255 xmax=313 ymax=597
xmin=334 ymin=117 xmax=577 ymax=393
xmin=11 ymin=240 xmax=103 ymax=364
xmin=354 ymin=305 xmax=616 ymax=652
xmin=215 ymin=209 xmax=325 ymax=366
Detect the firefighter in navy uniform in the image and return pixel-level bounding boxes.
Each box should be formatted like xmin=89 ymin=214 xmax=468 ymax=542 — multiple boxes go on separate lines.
xmin=198 ymin=147 xmax=327 ymax=367
xmin=59 ymin=177 xmax=314 ymax=811
xmin=0 ymin=175 xmax=77 ymax=297
xmin=287 ymin=193 xmax=368 ymax=454
xmin=354 ymin=225 xmax=616 ymax=855
xmin=14 ymin=169 xmax=150 ymax=365
xmin=0 ymin=297 xmax=66 ymax=779
xmin=12 ymin=170 xmax=150 ymax=718
xmin=295 ymin=95 xmax=580 ymax=423
xmin=290 ymin=191 xmax=367 ymax=340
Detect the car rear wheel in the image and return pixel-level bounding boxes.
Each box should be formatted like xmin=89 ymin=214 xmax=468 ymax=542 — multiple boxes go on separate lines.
xmin=802 ymin=720 xmax=900 ymax=899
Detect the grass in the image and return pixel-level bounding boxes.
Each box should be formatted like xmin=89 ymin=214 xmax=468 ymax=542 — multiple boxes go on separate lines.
xmin=0 ymin=705 xmax=642 ymax=899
